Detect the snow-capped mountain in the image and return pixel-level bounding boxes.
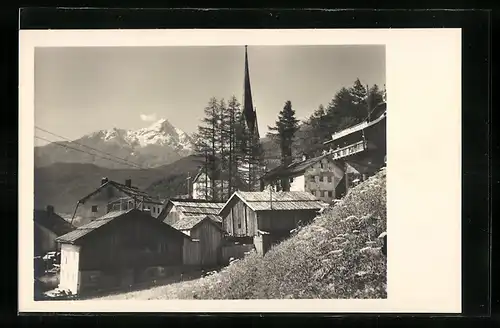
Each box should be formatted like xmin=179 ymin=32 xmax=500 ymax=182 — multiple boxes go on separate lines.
xmin=34 ymin=119 xmax=195 ymax=169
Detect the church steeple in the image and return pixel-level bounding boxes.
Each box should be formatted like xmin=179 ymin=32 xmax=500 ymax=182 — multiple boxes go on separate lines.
xmin=243 ymin=45 xmax=258 ymax=137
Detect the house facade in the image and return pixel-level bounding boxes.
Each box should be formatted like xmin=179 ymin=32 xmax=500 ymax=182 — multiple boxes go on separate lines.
xmin=191 ymin=171 xmax=230 ymax=201
xmin=218 ymin=191 xmax=326 ymax=255
xmin=72 ymin=178 xmax=164 ymax=226
xmin=260 ymin=154 xmax=345 ymax=203
xmin=322 ymin=102 xmax=387 ymax=192
xmin=56 ymin=209 xmax=191 ymax=295
xmin=34 ymin=205 xmax=75 ymax=256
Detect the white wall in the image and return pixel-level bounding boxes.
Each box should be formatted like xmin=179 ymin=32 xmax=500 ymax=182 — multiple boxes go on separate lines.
xmin=289 ymin=175 xmax=306 ymax=192
xmin=58 ymin=244 xmax=81 ymax=295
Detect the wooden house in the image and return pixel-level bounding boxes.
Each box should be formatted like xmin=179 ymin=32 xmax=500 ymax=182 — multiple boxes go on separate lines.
xmin=260 ymin=153 xmax=345 ymax=203
xmin=71 ymin=177 xmax=164 ymax=226
xmin=218 ymin=191 xmax=327 ymax=255
xmin=170 ymin=215 xmax=224 ymax=267
xmin=55 ymin=208 xmax=191 ymax=295
xmin=34 ymin=205 xmax=75 ymax=256
xmin=322 ymin=102 xmax=387 ymax=192
xmin=158 ymin=199 xmax=224 ymax=228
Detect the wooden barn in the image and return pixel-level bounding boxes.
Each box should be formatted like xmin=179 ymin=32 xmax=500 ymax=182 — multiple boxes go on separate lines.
xmin=170 ymin=215 xmax=224 ymax=267
xmin=218 ymin=191 xmax=327 ymax=255
xmin=158 ymin=199 xmax=224 ymax=227
xmin=55 ymin=208 xmax=191 ymax=295
xmin=34 ymin=205 xmax=75 ymax=256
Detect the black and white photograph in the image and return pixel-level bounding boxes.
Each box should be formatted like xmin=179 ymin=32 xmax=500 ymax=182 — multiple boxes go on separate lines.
xmin=20 ymin=28 xmax=461 ymax=313
xmin=33 ymin=44 xmax=387 ymax=301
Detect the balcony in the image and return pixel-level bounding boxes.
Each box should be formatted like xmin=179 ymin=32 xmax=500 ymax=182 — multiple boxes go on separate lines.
xmin=326 ymin=140 xmax=367 ymax=160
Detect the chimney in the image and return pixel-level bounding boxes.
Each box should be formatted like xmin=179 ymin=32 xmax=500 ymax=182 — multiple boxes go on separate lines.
xmin=125 ymin=179 xmax=132 ymax=188
xmin=46 ymin=205 xmax=54 ymax=215
xmin=101 ymin=177 xmax=109 ymax=186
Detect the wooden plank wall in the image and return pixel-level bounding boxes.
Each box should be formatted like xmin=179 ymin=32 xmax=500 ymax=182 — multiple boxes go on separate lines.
xmin=191 ymin=221 xmax=223 ymax=267
xmin=223 ymin=199 xmax=258 ymax=237
xmin=79 ymin=215 xmax=184 ymax=271
xmin=183 ymin=238 xmax=201 ymax=266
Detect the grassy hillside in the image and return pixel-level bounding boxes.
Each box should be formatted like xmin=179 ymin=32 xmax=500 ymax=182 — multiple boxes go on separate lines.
xmin=177 ymin=168 xmax=387 ymax=299
xmin=34 ymin=155 xmax=204 ymax=214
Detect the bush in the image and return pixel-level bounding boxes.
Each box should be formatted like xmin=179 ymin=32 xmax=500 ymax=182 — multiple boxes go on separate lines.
xmin=177 ymin=168 xmax=387 ymax=299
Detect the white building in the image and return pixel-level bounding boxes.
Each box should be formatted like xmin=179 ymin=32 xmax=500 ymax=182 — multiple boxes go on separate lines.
xmin=260 ymin=154 xmax=346 ymax=203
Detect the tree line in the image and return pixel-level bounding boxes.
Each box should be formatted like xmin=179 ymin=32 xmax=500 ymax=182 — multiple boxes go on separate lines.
xmin=192 ymin=96 xmax=264 ymax=202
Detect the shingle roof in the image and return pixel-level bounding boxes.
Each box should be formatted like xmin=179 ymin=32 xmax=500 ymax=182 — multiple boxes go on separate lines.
xmin=171 ymin=200 xmax=225 ymax=215
xmin=78 ymin=180 xmax=163 ymax=205
xmin=34 ymin=209 xmax=75 ymax=236
xmin=55 ymin=209 xmax=191 ymax=244
xmin=171 ymin=215 xmax=223 ymax=231
xmin=220 ymin=191 xmax=327 ymax=214
xmin=324 ymin=102 xmax=387 ymax=144
xmin=55 ymin=209 xmax=131 ymax=244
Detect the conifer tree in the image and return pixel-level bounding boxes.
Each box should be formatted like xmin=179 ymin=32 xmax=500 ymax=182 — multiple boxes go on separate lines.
xmin=268 ymin=100 xmax=300 ymax=191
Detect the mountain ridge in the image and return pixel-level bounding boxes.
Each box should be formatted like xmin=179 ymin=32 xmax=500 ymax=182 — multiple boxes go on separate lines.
xmin=35 ymin=118 xmax=194 ymax=169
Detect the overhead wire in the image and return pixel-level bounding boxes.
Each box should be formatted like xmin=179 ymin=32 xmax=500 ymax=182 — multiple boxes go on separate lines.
xmin=34 ymin=135 xmax=145 ymax=170
xmin=35 ymin=126 xmax=144 ymax=169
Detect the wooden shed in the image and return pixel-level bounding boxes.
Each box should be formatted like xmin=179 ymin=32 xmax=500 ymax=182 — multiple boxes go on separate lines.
xmin=158 ymin=199 xmax=224 ymax=227
xmin=171 ymin=215 xmax=224 ymax=268
xmin=218 ymin=191 xmax=327 ymax=255
xmin=55 ymin=208 xmax=191 ymax=295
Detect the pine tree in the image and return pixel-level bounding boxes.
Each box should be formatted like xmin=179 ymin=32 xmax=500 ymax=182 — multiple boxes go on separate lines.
xmin=268 ymin=100 xmax=300 ymax=191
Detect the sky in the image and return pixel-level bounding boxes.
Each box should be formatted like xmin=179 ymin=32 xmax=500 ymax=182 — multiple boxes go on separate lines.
xmin=34 ymin=45 xmax=385 ymax=145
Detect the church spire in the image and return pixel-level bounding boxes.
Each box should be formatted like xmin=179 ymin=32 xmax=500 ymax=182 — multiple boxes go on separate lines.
xmin=243 ymin=45 xmax=256 ymax=135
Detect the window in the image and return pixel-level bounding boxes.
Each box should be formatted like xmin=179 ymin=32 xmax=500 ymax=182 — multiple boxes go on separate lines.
xmin=91 ymin=205 xmax=98 ymax=213
xmin=320 ymin=162 xmax=324 ymax=169
xmin=321 ymin=191 xmax=325 ymax=197
xmin=328 ymin=191 xmax=333 ymax=197
xmin=238 ymin=223 xmax=242 ymax=229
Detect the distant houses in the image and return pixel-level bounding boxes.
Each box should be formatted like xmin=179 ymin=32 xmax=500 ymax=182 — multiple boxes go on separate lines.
xmin=72 ymin=177 xmax=165 ymax=225
xmin=34 ymin=205 xmax=75 ymax=256
xmin=260 ymin=153 xmax=346 ymax=203
xmin=56 ymin=208 xmax=191 ymax=295
xmin=218 ymin=191 xmax=327 ymax=255
xmin=190 ymin=166 xmax=247 ymax=201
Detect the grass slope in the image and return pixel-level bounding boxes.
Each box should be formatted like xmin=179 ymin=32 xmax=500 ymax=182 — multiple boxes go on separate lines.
xmin=177 ymin=168 xmax=387 ymax=299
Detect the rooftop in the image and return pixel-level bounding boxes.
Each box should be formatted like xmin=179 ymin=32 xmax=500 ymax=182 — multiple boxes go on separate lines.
xmin=34 ymin=208 xmax=75 ymax=236
xmin=78 ymin=180 xmax=163 ymax=205
xmin=171 ymin=215 xmax=223 ymax=231
xmin=221 ymin=191 xmax=327 ymax=214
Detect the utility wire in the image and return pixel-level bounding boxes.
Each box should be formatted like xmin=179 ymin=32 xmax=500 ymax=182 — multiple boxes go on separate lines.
xmin=35 ymin=126 xmax=144 ymax=169
xmin=34 ymin=135 xmax=146 ymax=170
